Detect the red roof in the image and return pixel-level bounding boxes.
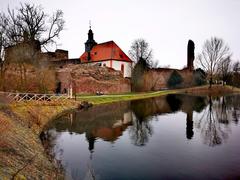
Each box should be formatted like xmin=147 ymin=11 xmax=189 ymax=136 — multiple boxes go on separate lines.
xmin=80 ymin=41 xmax=132 ymax=63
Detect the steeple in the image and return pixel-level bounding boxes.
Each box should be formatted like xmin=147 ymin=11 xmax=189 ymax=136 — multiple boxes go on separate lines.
xmin=85 ymin=24 xmax=97 ymax=53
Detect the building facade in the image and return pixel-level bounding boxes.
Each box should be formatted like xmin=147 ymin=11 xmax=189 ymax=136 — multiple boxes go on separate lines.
xmin=80 ymin=28 xmax=132 ymax=78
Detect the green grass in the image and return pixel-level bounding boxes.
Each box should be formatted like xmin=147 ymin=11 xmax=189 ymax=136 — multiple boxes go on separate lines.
xmin=76 ymin=85 xmax=240 ymax=105
xmin=76 ymin=89 xmax=179 ymax=105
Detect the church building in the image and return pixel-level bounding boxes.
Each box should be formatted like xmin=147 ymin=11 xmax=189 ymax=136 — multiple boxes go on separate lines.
xmin=80 ymin=27 xmax=132 ymax=78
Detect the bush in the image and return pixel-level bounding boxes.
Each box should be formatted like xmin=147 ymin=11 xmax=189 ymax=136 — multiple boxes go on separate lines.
xmin=167 ymin=70 xmax=183 ymax=89
xmin=193 ymin=68 xmax=207 ymax=86
xmin=131 ymin=57 xmax=149 ymax=92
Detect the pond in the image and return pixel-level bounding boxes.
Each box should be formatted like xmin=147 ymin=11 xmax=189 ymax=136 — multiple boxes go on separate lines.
xmin=41 ymin=94 xmax=240 ymax=180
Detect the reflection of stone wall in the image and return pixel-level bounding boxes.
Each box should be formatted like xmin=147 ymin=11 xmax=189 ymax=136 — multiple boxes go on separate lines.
xmin=131 ymin=94 xmax=208 ymax=120
xmin=45 ymin=101 xmax=132 ymax=136
xmin=131 ymin=96 xmax=172 ymax=120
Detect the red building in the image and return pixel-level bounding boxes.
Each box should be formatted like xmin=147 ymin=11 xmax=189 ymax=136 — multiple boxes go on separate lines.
xmin=80 ymin=28 xmax=132 ymax=78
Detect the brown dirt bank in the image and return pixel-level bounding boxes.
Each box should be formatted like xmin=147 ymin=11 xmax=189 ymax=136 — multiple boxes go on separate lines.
xmin=181 ymin=85 xmax=240 ymax=96
xmin=0 ymin=101 xmax=78 ymax=179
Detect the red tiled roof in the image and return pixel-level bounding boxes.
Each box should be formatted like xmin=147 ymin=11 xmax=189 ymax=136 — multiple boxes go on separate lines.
xmin=80 ymin=41 xmax=132 ymax=63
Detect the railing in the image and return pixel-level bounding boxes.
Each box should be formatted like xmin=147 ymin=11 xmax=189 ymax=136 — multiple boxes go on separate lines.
xmin=0 ymin=91 xmax=71 ymax=102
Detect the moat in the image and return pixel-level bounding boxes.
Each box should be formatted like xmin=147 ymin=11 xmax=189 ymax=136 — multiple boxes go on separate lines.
xmin=41 ymin=94 xmax=240 ymax=179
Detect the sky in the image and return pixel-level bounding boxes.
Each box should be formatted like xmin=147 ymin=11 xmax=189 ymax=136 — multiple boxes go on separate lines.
xmin=1 ymin=0 xmax=240 ymax=69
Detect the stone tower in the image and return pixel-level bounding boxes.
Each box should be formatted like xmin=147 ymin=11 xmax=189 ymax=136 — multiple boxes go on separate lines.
xmin=85 ymin=27 xmax=97 ymax=53
xmin=187 ymin=40 xmax=195 ymax=71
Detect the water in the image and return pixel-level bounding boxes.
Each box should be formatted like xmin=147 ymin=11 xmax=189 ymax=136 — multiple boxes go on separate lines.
xmin=41 ymin=94 xmax=240 ymax=179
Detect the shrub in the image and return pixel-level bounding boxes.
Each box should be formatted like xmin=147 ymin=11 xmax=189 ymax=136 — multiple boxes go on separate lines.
xmin=193 ymin=68 xmax=207 ymax=86
xmin=131 ymin=57 xmax=149 ymax=92
xmin=167 ymin=70 xmax=183 ymax=89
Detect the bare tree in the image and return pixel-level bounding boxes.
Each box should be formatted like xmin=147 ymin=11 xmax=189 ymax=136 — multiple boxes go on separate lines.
xmin=0 ymin=3 xmax=65 ymax=49
xmin=0 ymin=3 xmax=64 ymax=92
xmin=0 ymin=25 xmax=7 ymax=90
xmin=217 ymin=55 xmax=232 ymax=84
xmin=129 ymin=39 xmax=153 ymax=67
xmin=0 ymin=14 xmax=8 ymax=61
xmin=129 ymin=39 xmax=154 ymax=91
xmin=197 ymin=37 xmax=231 ymax=88
xmin=232 ymin=61 xmax=240 ymax=87
xmin=233 ymin=61 xmax=240 ymax=73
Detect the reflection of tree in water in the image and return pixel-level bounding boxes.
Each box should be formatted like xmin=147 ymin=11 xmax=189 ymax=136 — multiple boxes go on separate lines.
xmin=232 ymin=109 xmax=240 ymax=124
xmin=166 ymin=94 xmax=182 ymax=112
xmin=128 ymin=99 xmax=156 ymax=146
xmin=129 ymin=94 xmax=208 ymax=145
xmin=195 ymin=96 xmax=239 ymax=146
xmin=225 ymin=95 xmax=240 ymax=125
xmin=167 ymin=94 xmax=207 ymax=140
xmin=129 ymin=115 xmax=153 ymax=146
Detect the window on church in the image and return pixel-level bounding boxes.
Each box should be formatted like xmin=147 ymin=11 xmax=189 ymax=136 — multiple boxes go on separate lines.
xmin=95 ymin=52 xmax=97 ymax=55
xmin=121 ymin=64 xmax=124 ymax=73
xmin=120 ymin=54 xmax=123 ymax=58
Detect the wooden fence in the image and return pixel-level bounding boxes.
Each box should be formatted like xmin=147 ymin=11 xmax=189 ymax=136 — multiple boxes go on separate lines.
xmin=0 ymin=91 xmax=71 ymax=102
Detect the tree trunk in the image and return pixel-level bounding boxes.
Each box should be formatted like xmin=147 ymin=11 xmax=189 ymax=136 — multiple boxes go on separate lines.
xmin=209 ymin=77 xmax=213 ymax=89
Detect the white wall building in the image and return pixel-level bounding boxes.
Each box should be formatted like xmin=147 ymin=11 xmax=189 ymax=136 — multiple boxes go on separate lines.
xmin=80 ymin=28 xmax=132 ymax=78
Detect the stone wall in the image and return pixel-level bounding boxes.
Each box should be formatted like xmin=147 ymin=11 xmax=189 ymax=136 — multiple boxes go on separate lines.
xmin=140 ymin=68 xmax=194 ymax=91
xmin=1 ymin=63 xmax=130 ymax=94
xmin=56 ymin=64 xmax=131 ymax=94
xmin=4 ymin=40 xmax=69 ymax=65
xmin=40 ymin=49 xmax=68 ymax=62
xmin=4 ymin=40 xmax=41 ymax=63
xmin=1 ymin=64 xmax=56 ymax=93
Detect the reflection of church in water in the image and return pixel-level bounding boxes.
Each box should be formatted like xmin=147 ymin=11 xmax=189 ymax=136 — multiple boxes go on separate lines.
xmin=85 ymin=94 xmax=204 ymax=151
xmin=85 ymin=95 xmax=240 ymax=149
xmin=69 ymin=104 xmax=133 ymax=153
xmin=85 ymin=110 xmax=132 ymax=153
xmin=42 ymin=94 xmax=240 ymax=157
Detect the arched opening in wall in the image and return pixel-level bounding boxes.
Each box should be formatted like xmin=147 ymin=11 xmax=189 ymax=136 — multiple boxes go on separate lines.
xmin=121 ymin=64 xmax=124 ymax=74
xmin=56 ymin=82 xmax=61 ymax=94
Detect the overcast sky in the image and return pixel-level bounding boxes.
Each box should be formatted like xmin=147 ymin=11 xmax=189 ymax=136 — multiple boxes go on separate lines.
xmin=1 ymin=0 xmax=240 ymax=68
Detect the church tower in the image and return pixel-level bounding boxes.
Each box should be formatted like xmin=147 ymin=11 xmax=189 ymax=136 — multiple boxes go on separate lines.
xmin=84 ymin=26 xmax=97 ymax=53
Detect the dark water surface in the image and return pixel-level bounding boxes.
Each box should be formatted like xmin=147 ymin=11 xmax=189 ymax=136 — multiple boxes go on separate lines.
xmin=41 ymin=94 xmax=240 ymax=180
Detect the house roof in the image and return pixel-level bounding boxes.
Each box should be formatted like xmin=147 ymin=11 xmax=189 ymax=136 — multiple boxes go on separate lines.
xmin=80 ymin=41 xmax=132 ymax=63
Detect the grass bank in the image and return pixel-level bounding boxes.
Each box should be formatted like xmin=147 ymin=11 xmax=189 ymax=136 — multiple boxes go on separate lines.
xmin=77 ymin=89 xmax=179 ymax=105
xmin=76 ymin=85 xmax=240 ymax=105
xmin=0 ymin=100 xmax=78 ymax=179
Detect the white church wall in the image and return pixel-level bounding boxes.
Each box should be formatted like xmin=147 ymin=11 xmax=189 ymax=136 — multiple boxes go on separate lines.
xmin=111 ymin=60 xmax=132 ymax=78
xmin=90 ymin=60 xmax=132 ymax=78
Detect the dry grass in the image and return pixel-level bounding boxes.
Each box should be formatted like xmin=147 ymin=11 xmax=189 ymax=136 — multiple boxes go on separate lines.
xmin=0 ymin=100 xmax=78 ymax=179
